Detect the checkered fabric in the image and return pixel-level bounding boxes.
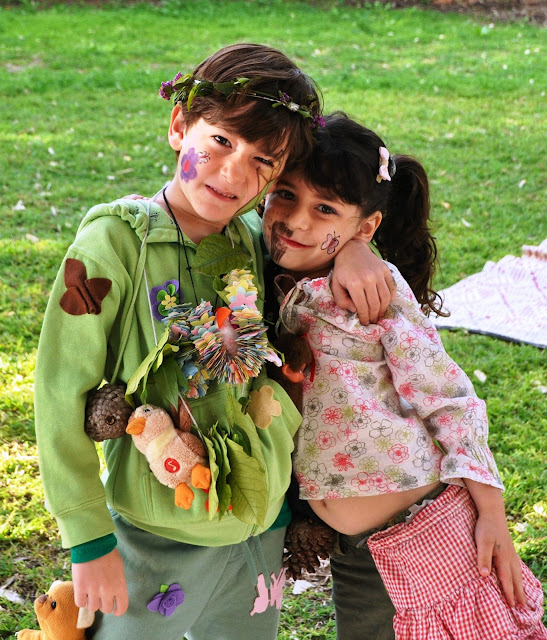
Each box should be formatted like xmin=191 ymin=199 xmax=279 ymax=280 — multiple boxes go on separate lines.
xmin=367 ymin=485 xmax=547 ymax=639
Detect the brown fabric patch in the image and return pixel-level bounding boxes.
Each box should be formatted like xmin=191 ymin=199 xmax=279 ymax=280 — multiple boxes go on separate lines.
xmin=59 ymin=258 xmax=112 ymax=315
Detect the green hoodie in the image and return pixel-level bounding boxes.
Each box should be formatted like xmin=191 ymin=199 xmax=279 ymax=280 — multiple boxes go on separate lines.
xmin=34 ymin=199 xmax=301 ymax=549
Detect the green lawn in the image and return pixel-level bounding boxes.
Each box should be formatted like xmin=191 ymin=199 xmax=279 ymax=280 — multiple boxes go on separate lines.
xmin=0 ymin=1 xmax=545 ymax=637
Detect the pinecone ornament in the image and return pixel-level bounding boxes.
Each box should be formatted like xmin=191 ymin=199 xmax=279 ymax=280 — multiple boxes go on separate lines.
xmin=85 ymin=384 xmax=133 ymax=442
xmin=284 ymin=514 xmax=335 ymax=580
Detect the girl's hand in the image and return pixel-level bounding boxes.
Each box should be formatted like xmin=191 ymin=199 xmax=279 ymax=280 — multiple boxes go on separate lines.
xmin=332 ymin=235 xmax=396 ymax=325
xmin=72 ymin=548 xmax=129 ymax=616
xmin=123 ymin=194 xmax=148 ymax=200
xmin=474 ymin=512 xmax=526 ymax=608
xmin=465 ymin=479 xmax=526 ymax=608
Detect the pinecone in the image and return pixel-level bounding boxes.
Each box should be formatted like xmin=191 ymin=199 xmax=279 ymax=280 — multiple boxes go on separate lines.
xmin=284 ymin=514 xmax=335 ymax=580
xmin=84 ymin=384 xmax=133 ymax=442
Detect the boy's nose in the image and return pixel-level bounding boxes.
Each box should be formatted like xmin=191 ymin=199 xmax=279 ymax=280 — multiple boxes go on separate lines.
xmin=220 ymin=153 xmax=245 ymax=185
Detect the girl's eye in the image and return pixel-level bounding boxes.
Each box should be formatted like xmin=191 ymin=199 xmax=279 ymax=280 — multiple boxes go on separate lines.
xmin=317 ymin=204 xmax=337 ymax=215
xmin=213 ymin=135 xmax=231 ymax=147
xmin=276 ymin=189 xmax=295 ymax=201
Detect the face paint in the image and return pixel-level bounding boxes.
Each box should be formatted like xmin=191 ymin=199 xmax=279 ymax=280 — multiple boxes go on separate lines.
xmin=269 ymin=220 xmax=293 ymax=264
xmin=197 ymin=151 xmax=210 ymax=164
xmin=180 ymin=147 xmax=199 ymax=183
xmin=321 ymin=232 xmax=340 ymax=254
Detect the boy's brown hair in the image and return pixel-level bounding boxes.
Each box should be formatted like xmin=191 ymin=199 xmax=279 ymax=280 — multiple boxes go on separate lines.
xmin=175 ymin=43 xmax=322 ymax=172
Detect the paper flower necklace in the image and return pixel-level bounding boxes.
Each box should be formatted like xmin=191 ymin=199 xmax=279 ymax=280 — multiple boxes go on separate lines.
xmin=127 ymin=269 xmax=281 ymax=404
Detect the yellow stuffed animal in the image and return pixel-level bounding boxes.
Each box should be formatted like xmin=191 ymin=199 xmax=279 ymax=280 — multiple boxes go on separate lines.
xmin=17 ymin=581 xmax=94 ymax=640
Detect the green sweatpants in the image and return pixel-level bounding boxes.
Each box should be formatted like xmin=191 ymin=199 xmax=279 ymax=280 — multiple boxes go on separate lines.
xmin=330 ymin=534 xmax=396 ymax=640
xmin=89 ymin=512 xmax=286 ymax=640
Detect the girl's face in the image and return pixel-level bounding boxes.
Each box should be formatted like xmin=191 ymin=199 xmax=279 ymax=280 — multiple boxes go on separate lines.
xmin=168 ymin=108 xmax=285 ymax=237
xmin=263 ymin=172 xmax=376 ymax=280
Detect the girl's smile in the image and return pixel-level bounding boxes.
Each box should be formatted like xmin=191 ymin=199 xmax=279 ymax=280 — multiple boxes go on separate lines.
xmin=263 ymin=173 xmax=379 ymax=280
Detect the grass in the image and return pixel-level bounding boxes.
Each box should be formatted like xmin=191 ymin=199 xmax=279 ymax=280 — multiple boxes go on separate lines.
xmin=0 ymin=0 xmax=545 ymax=637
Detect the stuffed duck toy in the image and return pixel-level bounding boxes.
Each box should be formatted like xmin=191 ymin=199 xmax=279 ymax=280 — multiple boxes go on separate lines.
xmin=126 ymin=404 xmax=211 ymax=508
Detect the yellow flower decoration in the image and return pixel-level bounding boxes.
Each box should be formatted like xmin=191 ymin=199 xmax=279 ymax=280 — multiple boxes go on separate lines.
xmin=163 ymin=294 xmax=177 ymax=309
xmin=246 ymin=385 xmax=282 ymax=429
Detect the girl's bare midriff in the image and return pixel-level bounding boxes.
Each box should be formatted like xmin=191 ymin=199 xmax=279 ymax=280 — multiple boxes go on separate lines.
xmin=309 ymin=480 xmax=442 ymax=535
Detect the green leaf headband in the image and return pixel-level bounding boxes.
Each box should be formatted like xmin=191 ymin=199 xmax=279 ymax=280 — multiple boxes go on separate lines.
xmin=159 ymin=72 xmax=325 ymax=128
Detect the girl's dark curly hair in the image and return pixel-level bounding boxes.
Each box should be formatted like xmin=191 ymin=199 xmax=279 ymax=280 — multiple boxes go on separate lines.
xmin=298 ymin=111 xmax=445 ymax=316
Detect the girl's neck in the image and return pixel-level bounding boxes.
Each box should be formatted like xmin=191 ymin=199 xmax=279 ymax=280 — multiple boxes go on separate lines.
xmin=283 ymin=264 xmax=333 ymax=282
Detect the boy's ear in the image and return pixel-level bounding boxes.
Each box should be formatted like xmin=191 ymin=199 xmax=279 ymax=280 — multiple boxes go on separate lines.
xmin=358 ymin=211 xmax=382 ymax=242
xmin=168 ymin=104 xmax=186 ymax=151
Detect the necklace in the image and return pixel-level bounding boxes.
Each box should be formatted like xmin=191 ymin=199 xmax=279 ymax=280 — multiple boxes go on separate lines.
xmin=162 ymin=186 xmax=199 ymax=305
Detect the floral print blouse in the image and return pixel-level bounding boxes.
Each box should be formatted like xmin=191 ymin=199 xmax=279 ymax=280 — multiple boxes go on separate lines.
xmin=280 ymin=264 xmax=503 ymax=501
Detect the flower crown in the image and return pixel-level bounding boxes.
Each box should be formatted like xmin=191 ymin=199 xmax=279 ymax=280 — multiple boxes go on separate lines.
xmin=159 ymin=72 xmax=324 ymax=128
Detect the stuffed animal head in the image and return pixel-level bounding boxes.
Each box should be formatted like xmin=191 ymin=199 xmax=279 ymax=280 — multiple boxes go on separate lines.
xmin=17 ymin=581 xmax=94 ymax=640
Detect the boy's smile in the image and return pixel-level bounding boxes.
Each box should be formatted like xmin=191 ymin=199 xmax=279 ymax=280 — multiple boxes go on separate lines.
xmin=164 ymin=109 xmax=285 ymax=243
xmin=263 ymin=173 xmax=368 ymax=280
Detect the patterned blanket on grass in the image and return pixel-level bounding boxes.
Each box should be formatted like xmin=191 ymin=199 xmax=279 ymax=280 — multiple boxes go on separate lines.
xmin=434 ymin=240 xmax=547 ymax=349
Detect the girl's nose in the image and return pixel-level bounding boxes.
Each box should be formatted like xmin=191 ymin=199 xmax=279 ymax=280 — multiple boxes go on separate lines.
xmin=289 ymin=205 xmax=311 ymax=231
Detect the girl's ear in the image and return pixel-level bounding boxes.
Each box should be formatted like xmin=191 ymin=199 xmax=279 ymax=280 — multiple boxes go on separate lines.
xmin=358 ymin=211 xmax=382 ymax=242
xmin=168 ymin=104 xmax=186 ymax=151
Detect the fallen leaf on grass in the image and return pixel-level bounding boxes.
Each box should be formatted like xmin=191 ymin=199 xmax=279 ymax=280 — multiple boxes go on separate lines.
xmin=292 ymin=579 xmax=314 ymax=595
xmin=0 ymin=586 xmax=24 ymax=604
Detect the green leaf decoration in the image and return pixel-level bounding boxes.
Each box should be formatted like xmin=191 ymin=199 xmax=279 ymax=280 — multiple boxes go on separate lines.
xmin=154 ymin=358 xmax=182 ymax=411
xmin=227 ymin=393 xmax=266 ymax=472
xmin=212 ymin=81 xmax=238 ymax=97
xmin=201 ymin=432 xmax=220 ymax=520
xmin=213 ymin=275 xmax=230 ymax=306
xmin=192 ymin=234 xmax=251 ymax=276
xmin=211 ymin=431 xmax=232 ymax=519
xmin=433 ymin=438 xmax=448 ymax=455
xmin=225 ymin=438 xmax=267 ymax=527
xmin=233 ymin=178 xmax=275 ymax=219
xmin=232 ymin=425 xmax=252 ymax=457
xmin=125 ymin=329 xmax=170 ymax=403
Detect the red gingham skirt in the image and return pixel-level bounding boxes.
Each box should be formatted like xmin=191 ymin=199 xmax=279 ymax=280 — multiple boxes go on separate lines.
xmin=367 ymin=484 xmax=547 ymax=640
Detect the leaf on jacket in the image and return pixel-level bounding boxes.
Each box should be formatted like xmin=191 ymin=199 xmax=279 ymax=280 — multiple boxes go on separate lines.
xmin=225 ymin=438 xmax=267 ymax=527
xmin=192 ymin=234 xmax=251 ymax=276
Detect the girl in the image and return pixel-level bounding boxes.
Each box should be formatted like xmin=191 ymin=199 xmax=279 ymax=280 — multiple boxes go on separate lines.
xmin=263 ymin=112 xmax=546 ymax=640
xmin=34 ymin=45 xmax=393 ymax=640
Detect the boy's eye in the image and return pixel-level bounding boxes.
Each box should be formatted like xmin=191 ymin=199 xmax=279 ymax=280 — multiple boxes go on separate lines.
xmin=317 ymin=204 xmax=337 ymax=215
xmin=213 ymin=135 xmax=231 ymax=147
xmin=256 ymin=156 xmax=274 ymax=167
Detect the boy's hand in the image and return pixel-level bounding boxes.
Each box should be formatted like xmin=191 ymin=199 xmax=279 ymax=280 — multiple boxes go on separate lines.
xmin=72 ymin=548 xmax=129 ymax=616
xmin=332 ymin=236 xmax=396 ymax=325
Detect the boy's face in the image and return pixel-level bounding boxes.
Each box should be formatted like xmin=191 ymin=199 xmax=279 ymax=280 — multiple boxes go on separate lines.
xmin=263 ymin=172 xmax=365 ymax=280
xmin=169 ymin=112 xmax=285 ymax=232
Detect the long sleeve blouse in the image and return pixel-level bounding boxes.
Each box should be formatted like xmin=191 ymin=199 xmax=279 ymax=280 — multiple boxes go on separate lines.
xmin=280 ymin=264 xmax=503 ymax=501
